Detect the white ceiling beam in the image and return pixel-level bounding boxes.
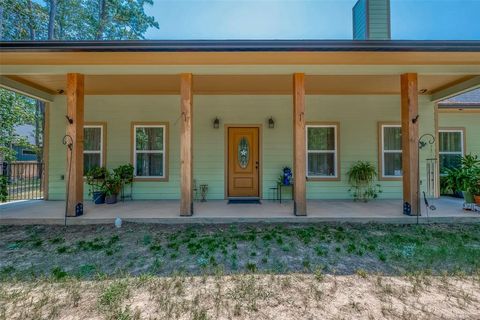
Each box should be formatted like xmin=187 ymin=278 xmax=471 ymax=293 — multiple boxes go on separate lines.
xmin=431 ymin=75 xmax=480 ymax=102
xmin=0 ymin=75 xmax=54 ymax=102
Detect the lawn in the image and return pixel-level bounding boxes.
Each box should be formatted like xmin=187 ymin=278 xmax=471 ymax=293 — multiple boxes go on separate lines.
xmin=1 ymin=223 xmax=479 ymax=319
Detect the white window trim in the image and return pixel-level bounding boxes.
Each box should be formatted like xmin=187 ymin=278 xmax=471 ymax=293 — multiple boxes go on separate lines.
xmin=381 ymin=124 xmax=402 ymax=178
xmin=306 ymin=124 xmax=338 ymax=179
xmin=133 ymin=124 xmax=166 ymax=179
xmin=439 ymin=129 xmax=465 ymax=174
xmin=84 ymin=125 xmax=104 ymax=168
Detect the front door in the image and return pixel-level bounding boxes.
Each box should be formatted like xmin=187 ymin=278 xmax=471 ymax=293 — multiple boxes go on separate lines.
xmin=228 ymin=127 xmax=259 ymax=198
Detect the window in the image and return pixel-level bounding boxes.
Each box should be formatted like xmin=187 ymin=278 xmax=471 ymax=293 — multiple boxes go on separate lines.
xmin=306 ymin=124 xmax=338 ymax=179
xmin=380 ymin=124 xmax=402 ymax=178
xmin=439 ymin=129 xmax=464 ymax=173
xmin=84 ymin=124 xmax=105 ymax=175
xmin=133 ymin=124 xmax=167 ymax=179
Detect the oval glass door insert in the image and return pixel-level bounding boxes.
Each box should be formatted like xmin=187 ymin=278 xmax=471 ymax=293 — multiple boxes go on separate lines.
xmin=238 ymin=137 xmax=249 ymax=168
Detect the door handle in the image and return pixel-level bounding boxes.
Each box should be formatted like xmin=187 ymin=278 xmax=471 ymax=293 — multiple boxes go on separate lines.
xmin=255 ymin=161 xmax=259 ymax=170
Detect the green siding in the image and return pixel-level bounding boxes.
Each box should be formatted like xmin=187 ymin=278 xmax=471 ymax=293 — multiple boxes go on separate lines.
xmin=367 ymin=0 xmax=390 ymax=40
xmin=48 ymin=94 xmax=435 ymax=201
xmin=353 ymin=0 xmax=368 ymax=40
xmin=438 ymin=113 xmax=480 ymax=157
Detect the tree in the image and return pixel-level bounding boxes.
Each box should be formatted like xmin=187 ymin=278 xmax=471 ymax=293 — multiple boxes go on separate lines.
xmin=0 ymin=0 xmax=47 ymax=40
xmin=0 ymin=0 xmax=159 ymax=40
xmin=0 ymin=0 xmax=158 ymax=160
xmin=0 ymin=89 xmax=37 ymax=162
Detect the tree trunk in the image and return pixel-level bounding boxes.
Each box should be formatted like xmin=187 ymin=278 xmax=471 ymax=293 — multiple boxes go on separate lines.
xmin=96 ymin=0 xmax=107 ymax=40
xmin=48 ymin=0 xmax=57 ymax=40
xmin=0 ymin=6 xmax=4 ymax=40
xmin=35 ymin=101 xmax=44 ymax=163
xmin=27 ymin=0 xmax=36 ymax=40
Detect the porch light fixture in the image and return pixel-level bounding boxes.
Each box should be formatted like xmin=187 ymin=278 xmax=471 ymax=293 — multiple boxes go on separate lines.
xmin=213 ymin=117 xmax=220 ymax=129
xmin=268 ymin=117 xmax=275 ymax=129
xmin=419 ymin=89 xmax=428 ymax=94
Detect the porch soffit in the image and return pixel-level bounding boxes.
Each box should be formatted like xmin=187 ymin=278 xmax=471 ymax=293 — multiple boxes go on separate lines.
xmin=4 ymin=74 xmax=476 ymax=96
xmin=2 ymin=51 xmax=480 ymax=66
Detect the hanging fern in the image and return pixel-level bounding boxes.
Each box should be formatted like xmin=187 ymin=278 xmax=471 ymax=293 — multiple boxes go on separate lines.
xmin=347 ymin=161 xmax=382 ymax=202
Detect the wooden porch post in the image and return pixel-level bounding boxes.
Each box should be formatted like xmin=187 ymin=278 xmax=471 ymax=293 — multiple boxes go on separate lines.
xmin=66 ymin=73 xmax=84 ymax=216
xmin=293 ymin=73 xmax=307 ymax=216
xmin=400 ymin=73 xmax=420 ymax=215
xmin=180 ymin=73 xmax=193 ymax=216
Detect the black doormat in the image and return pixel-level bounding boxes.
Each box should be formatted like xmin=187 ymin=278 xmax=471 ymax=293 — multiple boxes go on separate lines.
xmin=228 ymin=199 xmax=261 ymax=204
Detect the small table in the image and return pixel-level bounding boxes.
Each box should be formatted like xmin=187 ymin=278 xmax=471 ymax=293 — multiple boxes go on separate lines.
xmin=277 ymin=183 xmax=293 ymax=203
xmin=199 ymin=184 xmax=208 ymax=202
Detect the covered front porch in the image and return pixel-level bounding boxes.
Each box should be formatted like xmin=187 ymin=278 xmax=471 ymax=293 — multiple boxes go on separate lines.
xmin=1 ymin=197 xmax=477 ymax=225
xmin=2 ymin=41 xmax=480 ymax=219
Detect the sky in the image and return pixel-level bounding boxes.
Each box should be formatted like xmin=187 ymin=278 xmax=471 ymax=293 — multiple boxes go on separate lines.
xmin=144 ymin=0 xmax=480 ymax=40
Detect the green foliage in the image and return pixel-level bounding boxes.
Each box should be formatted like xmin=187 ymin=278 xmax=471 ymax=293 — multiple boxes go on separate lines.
xmin=442 ymin=154 xmax=480 ymax=195
xmin=1 ymin=0 xmax=159 ymax=41
xmin=113 ymin=164 xmax=134 ymax=184
xmin=51 ymin=266 xmax=68 ymax=280
xmin=0 ymin=89 xmax=38 ymax=161
xmin=86 ymin=164 xmax=134 ymax=196
xmin=347 ymin=161 xmax=382 ymax=202
xmin=85 ymin=166 xmax=108 ymax=195
xmin=0 ymin=175 xmax=8 ymax=202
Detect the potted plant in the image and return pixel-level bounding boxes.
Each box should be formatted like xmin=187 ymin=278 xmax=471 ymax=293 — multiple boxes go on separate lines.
xmin=103 ymin=172 xmax=122 ymax=204
xmin=460 ymin=155 xmax=479 ymax=204
xmin=444 ymin=154 xmax=480 ymax=204
xmin=85 ymin=166 xmax=107 ymax=204
xmin=467 ymin=172 xmax=480 ymax=205
xmin=279 ymin=166 xmax=292 ymax=186
xmin=347 ymin=161 xmax=382 ymax=202
xmin=113 ymin=164 xmax=134 ymax=184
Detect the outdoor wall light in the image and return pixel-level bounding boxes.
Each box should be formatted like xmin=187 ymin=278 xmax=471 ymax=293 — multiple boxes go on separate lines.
xmin=268 ymin=117 xmax=275 ymax=129
xmin=213 ymin=117 xmax=220 ymax=129
xmin=419 ymin=89 xmax=428 ymax=94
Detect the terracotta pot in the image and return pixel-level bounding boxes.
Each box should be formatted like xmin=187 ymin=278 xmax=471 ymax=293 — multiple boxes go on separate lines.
xmin=475 ymin=195 xmax=480 ymax=205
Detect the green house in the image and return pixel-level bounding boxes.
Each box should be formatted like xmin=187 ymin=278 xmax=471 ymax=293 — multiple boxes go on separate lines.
xmin=1 ymin=40 xmax=479 ymax=218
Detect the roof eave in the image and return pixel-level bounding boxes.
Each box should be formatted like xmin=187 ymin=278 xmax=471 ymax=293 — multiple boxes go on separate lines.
xmin=1 ymin=40 xmax=480 ymax=52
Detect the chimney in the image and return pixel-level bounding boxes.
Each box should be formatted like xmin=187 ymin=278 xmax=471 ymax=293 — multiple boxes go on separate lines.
xmin=353 ymin=0 xmax=391 ymax=40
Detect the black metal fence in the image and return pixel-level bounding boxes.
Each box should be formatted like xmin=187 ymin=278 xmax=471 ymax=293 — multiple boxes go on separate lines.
xmin=1 ymin=162 xmax=44 ymax=201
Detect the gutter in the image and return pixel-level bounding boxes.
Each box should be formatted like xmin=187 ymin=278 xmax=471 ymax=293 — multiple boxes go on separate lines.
xmin=1 ymin=40 xmax=480 ymax=52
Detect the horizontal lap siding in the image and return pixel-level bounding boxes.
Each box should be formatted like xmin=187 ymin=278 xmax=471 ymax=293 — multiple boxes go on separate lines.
xmin=194 ymin=96 xmax=292 ymax=200
xmin=368 ymin=0 xmax=390 ymax=40
xmin=306 ymin=95 xmax=435 ymax=200
xmin=48 ymin=96 xmax=180 ymax=200
xmin=48 ymin=94 xmax=435 ymax=201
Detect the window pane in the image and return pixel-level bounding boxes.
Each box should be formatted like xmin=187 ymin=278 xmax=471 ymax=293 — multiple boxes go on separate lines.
xmin=383 ymin=127 xmax=401 ymax=150
xmin=439 ymin=154 xmax=462 ymax=173
xmin=136 ymin=153 xmax=164 ymax=177
xmin=136 ymin=127 xmax=163 ymax=151
xmin=384 ymin=153 xmax=402 ymax=176
xmin=84 ymin=153 xmax=101 ymax=175
xmin=307 ymin=127 xmax=335 ymax=150
xmin=439 ymin=132 xmax=462 ymax=152
xmin=308 ymin=153 xmax=335 ymax=176
xmin=84 ymin=127 xmax=101 ymax=151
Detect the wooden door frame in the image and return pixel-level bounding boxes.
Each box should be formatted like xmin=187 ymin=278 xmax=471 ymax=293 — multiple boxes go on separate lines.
xmin=224 ymin=124 xmax=263 ymax=199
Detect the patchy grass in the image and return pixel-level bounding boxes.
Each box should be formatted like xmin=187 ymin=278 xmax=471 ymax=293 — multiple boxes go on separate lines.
xmin=1 ymin=223 xmax=480 ymax=319
xmin=1 ymin=223 xmax=479 ymax=280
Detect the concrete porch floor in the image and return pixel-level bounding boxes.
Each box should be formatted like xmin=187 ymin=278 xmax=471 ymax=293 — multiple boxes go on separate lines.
xmin=0 ymin=197 xmax=479 ymax=225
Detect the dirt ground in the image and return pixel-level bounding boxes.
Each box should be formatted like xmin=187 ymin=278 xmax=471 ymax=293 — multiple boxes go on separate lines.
xmin=1 ymin=223 xmax=480 ymax=319
xmin=1 ymin=273 xmax=479 ymax=320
